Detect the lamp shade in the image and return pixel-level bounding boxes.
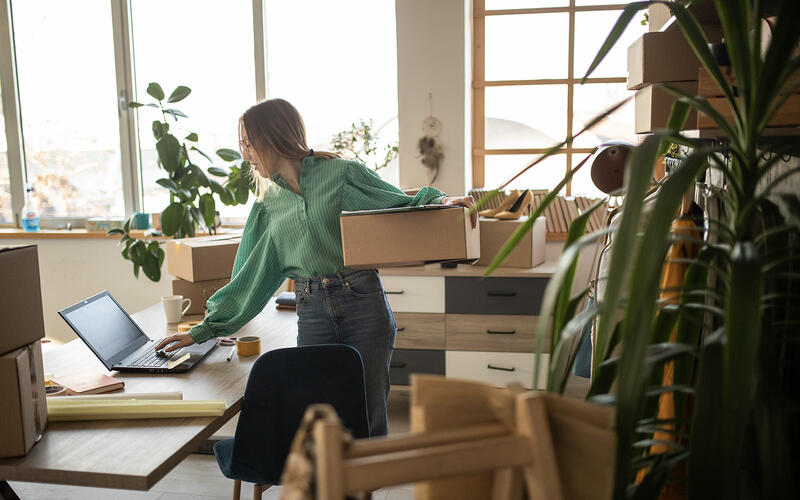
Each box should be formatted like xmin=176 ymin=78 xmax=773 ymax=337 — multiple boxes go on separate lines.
xmin=590 ymin=141 xmax=633 ymax=195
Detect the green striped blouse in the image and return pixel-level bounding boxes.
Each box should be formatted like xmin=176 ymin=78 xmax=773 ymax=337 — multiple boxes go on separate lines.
xmin=189 ymin=156 xmax=446 ymax=344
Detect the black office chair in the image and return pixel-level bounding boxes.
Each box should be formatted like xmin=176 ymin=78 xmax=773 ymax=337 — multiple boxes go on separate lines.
xmin=213 ymin=344 xmax=370 ymax=500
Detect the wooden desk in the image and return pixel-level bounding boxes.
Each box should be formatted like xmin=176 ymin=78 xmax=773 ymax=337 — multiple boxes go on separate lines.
xmin=0 ymin=298 xmax=297 ymax=493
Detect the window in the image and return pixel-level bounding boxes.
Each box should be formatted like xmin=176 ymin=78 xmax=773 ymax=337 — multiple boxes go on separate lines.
xmin=130 ymin=0 xmax=257 ymax=219
xmin=0 ymin=81 xmax=11 ymax=224
xmin=473 ymin=0 xmax=645 ymax=197
xmin=12 ymin=0 xmax=124 ymax=217
xmin=265 ymin=0 xmax=399 ymax=184
xmin=0 ymin=0 xmax=398 ymax=227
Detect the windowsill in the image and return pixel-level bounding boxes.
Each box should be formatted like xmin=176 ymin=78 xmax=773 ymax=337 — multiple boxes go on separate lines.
xmin=0 ymin=228 xmax=242 ymax=240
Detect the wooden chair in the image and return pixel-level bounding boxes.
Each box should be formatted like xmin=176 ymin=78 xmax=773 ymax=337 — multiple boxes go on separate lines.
xmin=292 ymin=375 xmax=616 ymax=500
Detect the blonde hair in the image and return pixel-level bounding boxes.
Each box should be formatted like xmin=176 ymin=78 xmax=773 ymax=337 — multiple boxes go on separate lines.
xmin=240 ymin=98 xmax=339 ymax=199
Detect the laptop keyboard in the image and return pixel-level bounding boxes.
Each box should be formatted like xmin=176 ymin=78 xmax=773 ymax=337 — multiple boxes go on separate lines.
xmin=128 ymin=349 xmax=171 ymax=368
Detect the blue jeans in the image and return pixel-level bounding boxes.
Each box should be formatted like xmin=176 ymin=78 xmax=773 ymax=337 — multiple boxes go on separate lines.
xmin=293 ymin=269 xmax=396 ymax=436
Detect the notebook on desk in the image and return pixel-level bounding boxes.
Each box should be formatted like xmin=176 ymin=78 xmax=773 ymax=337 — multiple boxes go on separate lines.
xmin=58 ymin=291 xmax=215 ymax=373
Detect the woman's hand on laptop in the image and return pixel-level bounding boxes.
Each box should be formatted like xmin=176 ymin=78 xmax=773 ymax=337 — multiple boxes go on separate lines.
xmin=156 ymin=334 xmax=196 ymax=352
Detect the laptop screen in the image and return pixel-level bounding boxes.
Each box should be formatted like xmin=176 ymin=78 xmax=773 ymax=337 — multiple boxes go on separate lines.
xmin=60 ymin=292 xmax=147 ymax=365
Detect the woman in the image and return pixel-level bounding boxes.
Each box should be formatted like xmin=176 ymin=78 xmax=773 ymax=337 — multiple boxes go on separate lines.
xmin=156 ymin=98 xmax=475 ymax=436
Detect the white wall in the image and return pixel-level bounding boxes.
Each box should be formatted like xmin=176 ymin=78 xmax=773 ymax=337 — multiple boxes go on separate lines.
xmin=7 ymin=238 xmax=172 ymax=344
xmin=396 ymin=0 xmax=471 ymax=197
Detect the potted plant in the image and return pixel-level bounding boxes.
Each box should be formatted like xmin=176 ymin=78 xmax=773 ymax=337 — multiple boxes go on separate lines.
xmin=109 ymin=83 xmax=255 ymax=282
xmin=479 ymin=1 xmax=800 ymax=498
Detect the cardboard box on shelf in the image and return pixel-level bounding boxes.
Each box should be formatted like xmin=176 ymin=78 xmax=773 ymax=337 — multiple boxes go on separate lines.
xmin=340 ymin=206 xmax=480 ymax=268
xmin=0 ymin=341 xmax=48 ymax=458
xmin=476 ymin=216 xmax=545 ymax=269
xmin=699 ymin=94 xmax=800 ymax=128
xmin=0 ymin=245 xmax=46 ymax=355
xmin=635 ymin=82 xmax=698 ymax=134
xmin=171 ymin=277 xmax=231 ymax=315
xmin=627 ymin=31 xmax=701 ymax=90
xmin=166 ymin=235 xmax=240 ymax=283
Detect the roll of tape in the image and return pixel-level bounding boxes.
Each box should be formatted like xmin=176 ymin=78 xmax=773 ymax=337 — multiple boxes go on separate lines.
xmin=45 ymin=384 xmax=67 ymax=397
xmin=236 ymin=336 xmax=261 ymax=356
xmin=178 ymin=321 xmax=202 ymax=333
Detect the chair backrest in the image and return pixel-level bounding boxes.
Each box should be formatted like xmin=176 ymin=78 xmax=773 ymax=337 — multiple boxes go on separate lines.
xmin=231 ymin=344 xmax=370 ymax=484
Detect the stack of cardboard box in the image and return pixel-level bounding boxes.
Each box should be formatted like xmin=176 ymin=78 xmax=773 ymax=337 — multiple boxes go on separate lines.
xmin=165 ymin=236 xmax=241 ymax=315
xmin=0 ymin=246 xmax=48 ymax=458
xmin=628 ymin=23 xmax=723 ymax=133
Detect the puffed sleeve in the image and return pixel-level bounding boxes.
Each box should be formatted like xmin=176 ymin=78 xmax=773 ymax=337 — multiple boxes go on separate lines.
xmin=188 ymin=202 xmax=285 ymax=343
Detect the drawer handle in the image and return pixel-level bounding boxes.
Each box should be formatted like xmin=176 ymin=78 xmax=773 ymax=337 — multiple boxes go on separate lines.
xmin=487 ymin=329 xmax=516 ymax=335
xmin=390 ymin=362 xmax=407 ymax=368
xmin=487 ymin=291 xmax=516 ymax=297
xmin=487 ymin=364 xmax=515 ymax=372
xmin=385 ymin=290 xmax=405 ymax=295
xmin=396 ymin=327 xmax=406 ymax=332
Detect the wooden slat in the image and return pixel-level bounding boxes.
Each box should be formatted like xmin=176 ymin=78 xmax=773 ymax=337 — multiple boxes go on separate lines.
xmin=479 ymin=4 xmax=628 ymax=16
xmin=472 ymin=0 xmax=486 ymax=188
xmin=347 ymin=423 xmax=509 ymax=459
xmin=344 ymin=435 xmax=532 ymax=493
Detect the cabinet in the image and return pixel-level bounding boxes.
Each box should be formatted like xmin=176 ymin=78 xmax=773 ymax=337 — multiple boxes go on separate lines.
xmin=380 ymin=263 xmax=555 ymax=389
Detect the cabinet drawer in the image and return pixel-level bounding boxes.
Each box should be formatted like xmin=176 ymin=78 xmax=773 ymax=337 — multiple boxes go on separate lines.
xmin=394 ymin=313 xmax=445 ymax=350
xmin=390 ymin=349 xmax=445 ymax=386
xmin=445 ymin=277 xmax=548 ymax=315
xmin=445 ymin=351 xmax=548 ymax=390
xmin=381 ymin=276 xmax=445 ymax=313
xmin=445 ymin=314 xmax=547 ymax=352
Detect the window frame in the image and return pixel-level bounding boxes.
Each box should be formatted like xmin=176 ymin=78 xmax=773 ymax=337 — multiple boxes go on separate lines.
xmin=471 ymin=0 xmax=630 ymax=193
xmin=0 ymin=0 xmax=267 ymax=228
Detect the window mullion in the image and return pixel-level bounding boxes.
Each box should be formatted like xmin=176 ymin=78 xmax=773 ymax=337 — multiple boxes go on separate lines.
xmin=253 ymin=0 xmax=268 ymax=102
xmin=0 ymin=0 xmax=26 ymax=227
xmin=565 ymin=0 xmax=576 ymax=196
xmin=111 ymin=0 xmax=141 ymax=217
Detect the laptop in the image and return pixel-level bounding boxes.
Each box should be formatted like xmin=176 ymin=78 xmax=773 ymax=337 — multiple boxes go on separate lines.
xmin=58 ymin=291 xmax=215 ymax=373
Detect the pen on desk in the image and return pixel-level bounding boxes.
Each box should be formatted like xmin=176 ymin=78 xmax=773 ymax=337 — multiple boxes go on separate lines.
xmin=226 ymin=346 xmax=237 ymax=362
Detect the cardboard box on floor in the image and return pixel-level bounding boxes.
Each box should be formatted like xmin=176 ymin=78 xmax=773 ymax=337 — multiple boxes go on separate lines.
xmin=635 ymin=81 xmax=698 ymax=134
xmin=340 ymin=206 xmax=480 ymax=268
xmin=0 ymin=245 xmax=46 ymax=355
xmin=476 ymin=216 xmax=545 ymax=269
xmin=166 ymin=235 xmax=240 ymax=282
xmin=171 ymin=277 xmax=231 ymax=315
xmin=0 ymin=341 xmax=48 ymax=458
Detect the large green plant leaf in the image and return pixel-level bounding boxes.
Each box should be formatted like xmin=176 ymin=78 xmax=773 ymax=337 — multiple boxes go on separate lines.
xmin=167 ymin=85 xmax=191 ymax=103
xmin=198 ymin=193 xmax=216 ymax=230
xmin=161 ymin=202 xmax=185 ymax=236
xmin=146 ymin=82 xmax=165 ymax=101
xmin=612 ymin=148 xmax=708 ymax=498
xmin=156 ymin=134 xmax=182 ymax=172
xmin=217 ymin=148 xmax=242 ymax=162
xmin=720 ymin=241 xmax=762 ymax=499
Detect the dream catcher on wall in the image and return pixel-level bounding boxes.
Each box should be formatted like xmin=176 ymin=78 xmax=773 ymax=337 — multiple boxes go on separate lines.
xmin=418 ymin=93 xmax=444 ymax=183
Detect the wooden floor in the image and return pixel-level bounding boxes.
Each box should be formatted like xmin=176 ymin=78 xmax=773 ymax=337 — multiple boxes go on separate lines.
xmin=7 ymin=390 xmax=414 ymax=500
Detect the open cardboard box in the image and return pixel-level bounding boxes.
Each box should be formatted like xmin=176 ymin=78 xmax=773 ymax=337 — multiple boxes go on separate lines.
xmin=340 ymin=205 xmax=480 ymax=268
xmin=476 ymin=215 xmax=545 ymax=269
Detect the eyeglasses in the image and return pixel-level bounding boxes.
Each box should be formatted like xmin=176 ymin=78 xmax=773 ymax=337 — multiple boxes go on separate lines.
xmin=238 ymin=138 xmax=251 ymax=150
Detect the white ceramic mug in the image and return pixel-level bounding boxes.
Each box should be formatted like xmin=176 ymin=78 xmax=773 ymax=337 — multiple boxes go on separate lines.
xmin=161 ymin=295 xmax=192 ymax=324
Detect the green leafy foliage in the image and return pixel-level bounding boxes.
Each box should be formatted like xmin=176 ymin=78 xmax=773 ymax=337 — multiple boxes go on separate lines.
xmin=115 ymin=82 xmax=258 ymax=282
xmin=331 ymin=119 xmax=398 ymax=171
xmin=480 ymin=2 xmax=800 ymax=498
